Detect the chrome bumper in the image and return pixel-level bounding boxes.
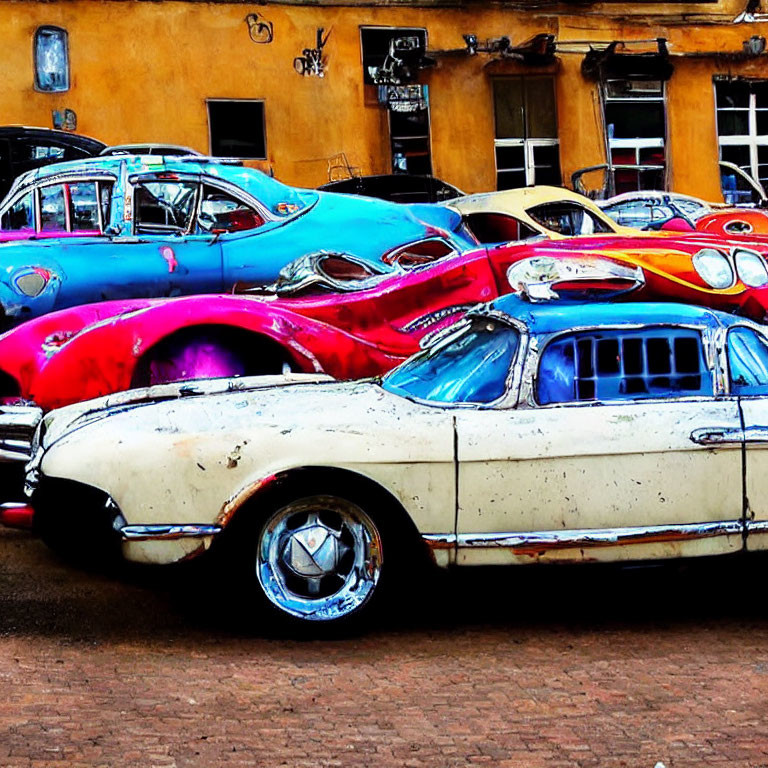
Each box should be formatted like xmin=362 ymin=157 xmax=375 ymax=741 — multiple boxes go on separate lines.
xmin=0 ymin=405 xmax=43 ymax=463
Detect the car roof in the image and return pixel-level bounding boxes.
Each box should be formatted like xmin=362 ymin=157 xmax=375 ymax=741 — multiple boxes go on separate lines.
xmin=6 ymin=155 xmax=314 ymax=213
xmin=484 ymin=294 xmax=743 ymax=334
xmin=450 ymin=185 xmax=598 ymax=215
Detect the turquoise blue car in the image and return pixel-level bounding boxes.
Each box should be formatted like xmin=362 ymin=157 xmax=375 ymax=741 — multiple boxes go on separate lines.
xmin=0 ymin=155 xmax=473 ymax=326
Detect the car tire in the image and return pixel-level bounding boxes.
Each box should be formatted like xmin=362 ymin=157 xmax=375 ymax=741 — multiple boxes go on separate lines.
xmin=219 ymin=485 xmax=406 ymax=633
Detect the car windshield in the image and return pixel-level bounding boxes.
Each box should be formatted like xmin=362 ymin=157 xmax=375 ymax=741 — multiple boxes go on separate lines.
xmin=527 ymin=202 xmax=614 ymax=236
xmin=382 ymin=318 xmax=519 ymax=404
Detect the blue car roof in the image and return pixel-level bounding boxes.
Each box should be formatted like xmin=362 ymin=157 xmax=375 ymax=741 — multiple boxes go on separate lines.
xmin=485 ymin=294 xmax=744 ymax=334
xmin=7 ymin=156 xmax=315 ymax=216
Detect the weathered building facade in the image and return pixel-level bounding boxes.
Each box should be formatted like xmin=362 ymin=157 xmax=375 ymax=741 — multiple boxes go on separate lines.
xmin=1 ymin=0 xmax=768 ymax=198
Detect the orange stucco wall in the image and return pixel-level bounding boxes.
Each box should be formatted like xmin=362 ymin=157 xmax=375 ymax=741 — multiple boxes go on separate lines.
xmin=1 ymin=0 xmax=768 ymax=198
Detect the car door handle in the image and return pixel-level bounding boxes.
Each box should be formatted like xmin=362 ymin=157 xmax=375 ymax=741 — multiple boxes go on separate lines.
xmin=690 ymin=427 xmax=743 ymax=445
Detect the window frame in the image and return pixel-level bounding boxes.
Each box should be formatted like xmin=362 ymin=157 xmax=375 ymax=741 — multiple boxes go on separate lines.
xmin=0 ymin=175 xmax=114 ymax=234
xmin=532 ymin=324 xmax=717 ymax=407
xmin=602 ymin=78 xmax=667 ymax=192
xmin=714 ymin=78 xmax=768 ymax=192
xmin=492 ymin=76 xmax=561 ymax=189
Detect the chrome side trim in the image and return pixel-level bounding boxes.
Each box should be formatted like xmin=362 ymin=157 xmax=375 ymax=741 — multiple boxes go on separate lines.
xmin=746 ymin=520 xmax=768 ymax=534
xmin=690 ymin=427 xmax=743 ymax=445
xmin=423 ymin=521 xmax=744 ymax=553
xmin=743 ymin=427 xmax=768 ymax=443
xmin=121 ymin=524 xmax=222 ymax=541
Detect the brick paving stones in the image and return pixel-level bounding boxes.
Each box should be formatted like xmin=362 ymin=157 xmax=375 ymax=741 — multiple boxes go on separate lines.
xmin=0 ymin=527 xmax=767 ymax=767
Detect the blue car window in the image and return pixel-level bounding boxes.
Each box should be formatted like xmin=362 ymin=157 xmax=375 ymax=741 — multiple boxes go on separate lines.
xmin=39 ymin=184 xmax=67 ymax=231
xmin=198 ymin=185 xmax=264 ymax=233
xmin=537 ymin=328 xmax=711 ymax=405
xmin=382 ymin=320 xmax=519 ymax=404
xmin=135 ymin=181 xmax=197 ymax=234
xmin=68 ymin=182 xmax=100 ymax=230
xmin=0 ymin=192 xmax=35 ymax=232
xmin=728 ymin=327 xmax=768 ymax=394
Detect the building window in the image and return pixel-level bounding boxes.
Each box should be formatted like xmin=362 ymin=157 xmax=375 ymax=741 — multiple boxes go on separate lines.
xmin=34 ymin=26 xmax=69 ymax=92
xmin=715 ymin=78 xmax=768 ymax=193
xmin=603 ymin=79 xmax=666 ymax=193
xmin=207 ymin=100 xmax=266 ymax=159
xmin=360 ymin=27 xmax=427 ymax=85
xmin=493 ymin=77 xmax=560 ymax=190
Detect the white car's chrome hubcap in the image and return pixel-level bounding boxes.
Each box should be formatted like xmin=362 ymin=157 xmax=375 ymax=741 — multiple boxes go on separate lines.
xmin=257 ymin=496 xmax=383 ymax=622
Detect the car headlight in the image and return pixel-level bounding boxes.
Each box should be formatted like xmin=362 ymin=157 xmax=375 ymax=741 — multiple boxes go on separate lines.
xmin=692 ymin=248 xmax=733 ymax=289
xmin=12 ymin=268 xmax=51 ymax=298
xmin=734 ymin=248 xmax=768 ymax=287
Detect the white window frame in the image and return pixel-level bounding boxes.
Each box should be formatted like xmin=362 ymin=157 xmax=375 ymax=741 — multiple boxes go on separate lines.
xmin=494 ymin=138 xmax=560 ymax=187
xmin=715 ymin=82 xmax=768 ymax=187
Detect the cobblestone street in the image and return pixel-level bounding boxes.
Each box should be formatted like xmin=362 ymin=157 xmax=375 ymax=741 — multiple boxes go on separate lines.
xmin=0 ymin=526 xmax=767 ymax=768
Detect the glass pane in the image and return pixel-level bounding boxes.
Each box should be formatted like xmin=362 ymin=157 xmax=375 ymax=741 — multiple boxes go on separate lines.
xmin=752 ymin=81 xmax=768 ymax=108
xmin=495 ymin=145 xmax=525 ymax=170
xmin=716 ymin=80 xmax=750 ymax=109
xmin=382 ymin=320 xmax=519 ymax=404
xmin=496 ymin=169 xmax=527 ymax=191
xmin=493 ymin=79 xmax=524 ymax=139
xmin=0 ymin=193 xmax=35 ymax=232
xmin=134 ymin=182 xmax=197 ymax=233
xmin=39 ymin=185 xmax=67 ymax=231
xmin=717 ymin=110 xmax=749 ymax=136
xmin=68 ymin=182 xmax=100 ymax=230
xmin=532 ymin=144 xmax=561 ymax=185
xmin=756 ymin=110 xmax=768 ymax=135
xmin=728 ymin=327 xmax=768 ymax=394
xmin=720 ymin=144 xmax=751 ymax=167
xmin=34 ymin=27 xmax=69 ymax=92
xmin=198 ymin=185 xmax=264 ymax=232
xmin=525 ymin=77 xmax=557 ymax=138
xmin=605 ymin=102 xmax=665 ymax=140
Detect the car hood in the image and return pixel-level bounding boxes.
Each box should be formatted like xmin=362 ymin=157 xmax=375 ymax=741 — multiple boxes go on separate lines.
xmin=37 ymin=372 xmax=335 ymax=451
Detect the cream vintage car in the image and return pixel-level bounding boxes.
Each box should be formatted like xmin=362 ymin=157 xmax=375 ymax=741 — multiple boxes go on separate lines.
xmin=16 ymin=295 xmax=768 ymax=627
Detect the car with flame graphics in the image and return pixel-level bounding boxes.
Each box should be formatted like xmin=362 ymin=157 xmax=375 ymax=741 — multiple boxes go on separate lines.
xmin=3 ymin=227 xmax=768 ymax=476
xmin=16 ymin=296 xmax=768 ymax=628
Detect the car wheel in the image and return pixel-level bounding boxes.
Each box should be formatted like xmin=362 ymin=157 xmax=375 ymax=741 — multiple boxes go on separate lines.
xmin=253 ymin=493 xmax=385 ymax=627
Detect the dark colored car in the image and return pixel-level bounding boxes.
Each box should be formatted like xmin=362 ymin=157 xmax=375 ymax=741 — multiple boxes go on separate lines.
xmin=318 ymin=174 xmax=462 ymax=204
xmin=0 ymin=126 xmax=106 ymax=201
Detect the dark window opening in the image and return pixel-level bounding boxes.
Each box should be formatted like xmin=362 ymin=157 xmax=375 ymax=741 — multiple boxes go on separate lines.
xmin=360 ymin=27 xmax=426 ymax=85
xmin=1 ymin=192 xmax=35 ymax=231
xmin=537 ymin=328 xmax=710 ymax=405
xmin=463 ymin=213 xmax=539 ymax=245
xmin=208 ymin=101 xmax=266 ymax=159
xmin=527 ymin=202 xmax=613 ymax=236
xmin=389 ymin=103 xmax=432 ymax=175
